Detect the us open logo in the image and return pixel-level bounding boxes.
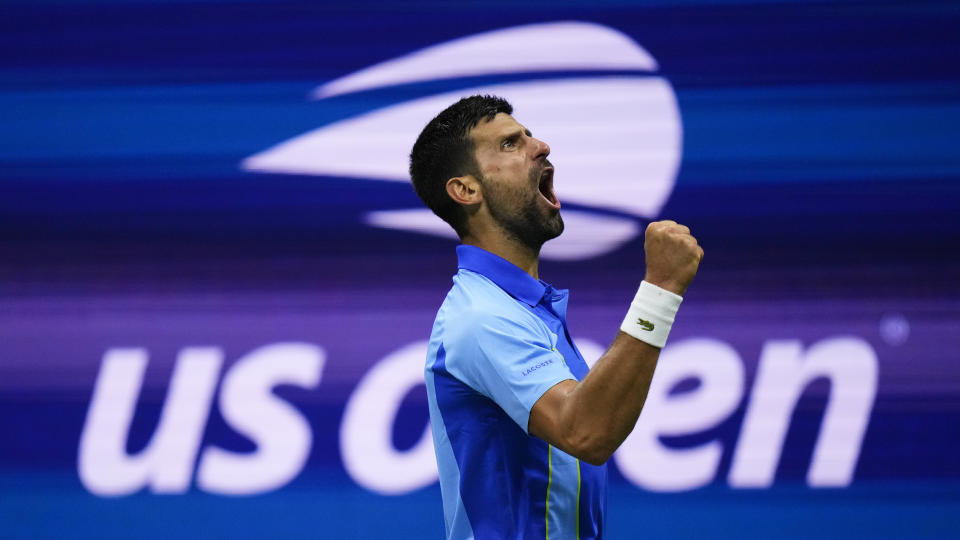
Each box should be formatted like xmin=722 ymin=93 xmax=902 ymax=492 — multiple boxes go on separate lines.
xmin=242 ymin=21 xmax=683 ymax=261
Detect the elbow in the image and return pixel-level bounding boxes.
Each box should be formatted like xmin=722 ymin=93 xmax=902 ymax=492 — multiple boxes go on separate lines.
xmin=563 ymin=430 xmax=618 ymax=466
xmin=579 ymin=450 xmax=612 ymax=467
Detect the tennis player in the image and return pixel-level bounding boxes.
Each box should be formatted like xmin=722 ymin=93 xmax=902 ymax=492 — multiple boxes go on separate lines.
xmin=411 ymin=95 xmax=702 ymax=539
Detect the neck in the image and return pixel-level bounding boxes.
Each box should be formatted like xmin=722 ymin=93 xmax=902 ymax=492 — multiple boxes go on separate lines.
xmin=462 ymin=234 xmax=541 ymax=280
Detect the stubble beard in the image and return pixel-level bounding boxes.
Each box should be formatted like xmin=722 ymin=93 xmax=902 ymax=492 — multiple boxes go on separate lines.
xmin=483 ymin=164 xmax=564 ymax=253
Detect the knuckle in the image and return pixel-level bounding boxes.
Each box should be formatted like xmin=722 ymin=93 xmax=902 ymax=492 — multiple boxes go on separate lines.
xmin=651 ymin=220 xmax=673 ymax=233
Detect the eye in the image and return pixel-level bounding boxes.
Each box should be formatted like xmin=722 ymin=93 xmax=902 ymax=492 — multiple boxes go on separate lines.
xmin=501 ymin=137 xmax=517 ymax=149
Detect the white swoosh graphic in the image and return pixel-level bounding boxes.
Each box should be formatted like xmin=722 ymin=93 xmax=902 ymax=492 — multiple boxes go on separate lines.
xmin=312 ymin=21 xmax=658 ymax=99
xmin=242 ymin=21 xmax=683 ymax=260
xmin=243 ymin=77 xmax=680 ymax=218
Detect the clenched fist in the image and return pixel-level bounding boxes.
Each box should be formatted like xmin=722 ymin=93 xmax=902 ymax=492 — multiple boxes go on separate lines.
xmin=643 ymin=220 xmax=703 ymax=296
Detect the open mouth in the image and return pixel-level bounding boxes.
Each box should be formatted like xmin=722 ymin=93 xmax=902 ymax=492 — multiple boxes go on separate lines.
xmin=538 ymin=167 xmax=561 ymax=210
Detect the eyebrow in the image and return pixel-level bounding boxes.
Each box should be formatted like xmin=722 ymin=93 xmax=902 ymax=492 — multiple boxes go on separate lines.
xmin=499 ymin=127 xmax=532 ymax=143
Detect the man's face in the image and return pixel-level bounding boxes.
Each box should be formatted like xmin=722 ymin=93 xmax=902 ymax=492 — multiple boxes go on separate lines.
xmin=469 ymin=113 xmax=564 ymax=250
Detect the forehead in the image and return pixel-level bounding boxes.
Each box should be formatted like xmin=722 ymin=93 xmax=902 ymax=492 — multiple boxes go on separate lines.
xmin=469 ymin=112 xmax=525 ymax=145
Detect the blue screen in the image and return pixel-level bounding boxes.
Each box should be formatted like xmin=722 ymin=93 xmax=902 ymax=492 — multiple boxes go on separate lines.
xmin=2 ymin=1 xmax=959 ymax=538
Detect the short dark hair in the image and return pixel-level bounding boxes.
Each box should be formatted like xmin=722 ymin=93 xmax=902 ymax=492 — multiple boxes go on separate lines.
xmin=409 ymin=95 xmax=513 ymax=238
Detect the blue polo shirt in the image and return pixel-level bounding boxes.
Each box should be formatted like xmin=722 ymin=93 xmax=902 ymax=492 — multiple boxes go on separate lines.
xmin=425 ymin=245 xmax=607 ymax=540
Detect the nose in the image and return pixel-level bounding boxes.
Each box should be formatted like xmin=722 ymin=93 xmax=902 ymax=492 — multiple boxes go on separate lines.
xmin=532 ymin=136 xmax=550 ymax=161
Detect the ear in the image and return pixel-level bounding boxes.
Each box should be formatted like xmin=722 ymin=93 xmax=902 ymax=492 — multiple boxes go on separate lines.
xmin=445 ymin=175 xmax=483 ymax=207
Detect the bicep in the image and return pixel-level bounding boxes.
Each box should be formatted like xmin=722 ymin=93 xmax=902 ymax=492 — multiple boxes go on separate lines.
xmin=528 ymin=379 xmax=578 ymax=448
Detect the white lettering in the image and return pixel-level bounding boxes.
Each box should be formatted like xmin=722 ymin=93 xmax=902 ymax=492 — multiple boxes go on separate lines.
xmin=77 ymin=335 xmax=880 ymax=498
xmin=197 ymin=343 xmax=323 ymax=495
xmin=614 ymin=338 xmax=745 ymax=491
xmin=729 ymin=337 xmax=878 ymax=487
xmin=340 ymin=341 xmax=437 ymax=495
xmin=78 ymin=347 xmax=222 ymax=496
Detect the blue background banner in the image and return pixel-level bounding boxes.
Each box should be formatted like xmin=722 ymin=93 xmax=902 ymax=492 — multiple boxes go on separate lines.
xmin=2 ymin=1 xmax=959 ymax=538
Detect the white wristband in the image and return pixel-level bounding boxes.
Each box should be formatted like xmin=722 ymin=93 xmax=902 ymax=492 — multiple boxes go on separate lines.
xmin=619 ymin=280 xmax=683 ymax=348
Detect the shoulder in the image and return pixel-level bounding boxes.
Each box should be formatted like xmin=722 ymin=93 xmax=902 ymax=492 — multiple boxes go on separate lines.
xmin=440 ymin=270 xmax=545 ymax=336
xmin=441 ymin=270 xmax=540 ymax=326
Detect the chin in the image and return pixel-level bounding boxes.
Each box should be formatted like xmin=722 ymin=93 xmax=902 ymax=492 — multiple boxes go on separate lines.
xmin=547 ymin=213 xmax=564 ymax=238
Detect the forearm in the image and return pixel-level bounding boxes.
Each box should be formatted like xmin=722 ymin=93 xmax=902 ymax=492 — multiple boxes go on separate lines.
xmin=528 ymin=219 xmax=703 ymax=464
xmin=555 ymin=332 xmax=661 ymax=464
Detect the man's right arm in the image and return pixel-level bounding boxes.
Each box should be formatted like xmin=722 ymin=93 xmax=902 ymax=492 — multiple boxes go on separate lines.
xmin=528 ymin=220 xmax=703 ymax=465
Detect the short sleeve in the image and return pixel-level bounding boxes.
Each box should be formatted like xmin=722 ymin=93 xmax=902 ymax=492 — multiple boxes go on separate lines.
xmin=444 ymin=309 xmax=577 ymax=432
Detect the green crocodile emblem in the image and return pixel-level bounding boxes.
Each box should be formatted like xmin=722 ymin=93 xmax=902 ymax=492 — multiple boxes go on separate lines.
xmin=635 ymin=318 xmax=655 ymax=332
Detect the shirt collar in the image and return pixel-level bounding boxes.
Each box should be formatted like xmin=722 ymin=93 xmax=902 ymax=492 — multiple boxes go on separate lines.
xmin=456 ymin=245 xmax=550 ymax=308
